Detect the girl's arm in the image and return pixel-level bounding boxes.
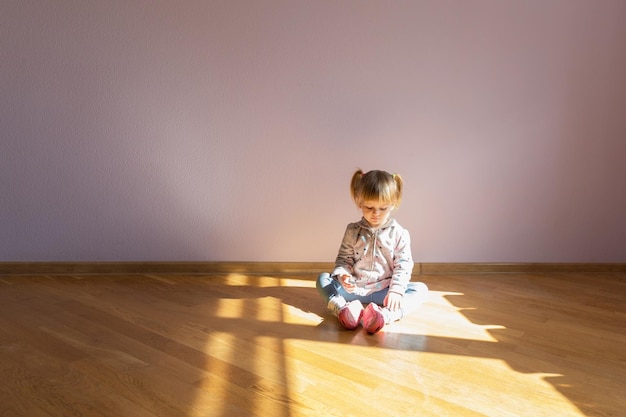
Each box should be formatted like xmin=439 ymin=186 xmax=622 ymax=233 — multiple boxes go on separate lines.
xmin=332 ymin=225 xmax=356 ymax=277
xmin=388 ymin=228 xmax=414 ymax=295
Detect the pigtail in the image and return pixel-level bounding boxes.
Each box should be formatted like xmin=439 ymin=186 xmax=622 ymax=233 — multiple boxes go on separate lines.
xmin=350 ymin=169 xmax=364 ymax=204
xmin=392 ymin=173 xmax=403 ymax=207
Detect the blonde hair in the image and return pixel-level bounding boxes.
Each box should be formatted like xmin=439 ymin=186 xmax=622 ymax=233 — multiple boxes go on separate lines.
xmin=350 ymin=169 xmax=403 ymax=208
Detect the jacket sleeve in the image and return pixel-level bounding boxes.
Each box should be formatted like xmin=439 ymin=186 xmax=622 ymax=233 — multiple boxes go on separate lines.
xmin=332 ymin=224 xmax=356 ymax=277
xmin=389 ymin=228 xmax=414 ymax=295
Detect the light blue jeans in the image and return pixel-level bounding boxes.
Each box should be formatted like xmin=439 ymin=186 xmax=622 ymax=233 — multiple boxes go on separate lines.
xmin=316 ymin=272 xmax=429 ymax=322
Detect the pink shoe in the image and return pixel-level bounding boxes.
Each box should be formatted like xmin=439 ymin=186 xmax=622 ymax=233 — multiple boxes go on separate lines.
xmin=362 ymin=303 xmax=385 ymax=334
xmin=337 ymin=300 xmax=364 ymax=330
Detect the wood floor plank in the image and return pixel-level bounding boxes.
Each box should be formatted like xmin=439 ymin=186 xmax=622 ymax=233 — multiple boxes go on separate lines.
xmin=0 ymin=271 xmax=624 ymax=416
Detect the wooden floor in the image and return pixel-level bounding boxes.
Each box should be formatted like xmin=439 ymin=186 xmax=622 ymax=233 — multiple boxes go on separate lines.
xmin=0 ymin=271 xmax=624 ymax=417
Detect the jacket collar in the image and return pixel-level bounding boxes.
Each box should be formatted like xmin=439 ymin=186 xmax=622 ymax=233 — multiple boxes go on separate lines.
xmin=357 ymin=217 xmax=396 ymax=231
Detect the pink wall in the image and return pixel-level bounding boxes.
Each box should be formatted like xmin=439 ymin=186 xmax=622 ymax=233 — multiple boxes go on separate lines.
xmin=1 ymin=1 xmax=625 ymax=263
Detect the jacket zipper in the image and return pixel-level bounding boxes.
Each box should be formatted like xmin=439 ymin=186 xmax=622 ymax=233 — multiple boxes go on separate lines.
xmin=370 ymin=229 xmax=378 ymax=274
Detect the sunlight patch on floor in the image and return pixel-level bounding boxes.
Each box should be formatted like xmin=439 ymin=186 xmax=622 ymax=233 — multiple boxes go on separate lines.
xmin=198 ymin=281 xmax=590 ymax=417
xmin=256 ymin=296 xmax=282 ymax=322
xmin=411 ymin=290 xmax=505 ymax=342
xmin=282 ymin=339 xmax=584 ymax=417
xmin=250 ymin=336 xmax=291 ymax=417
xmin=282 ymin=304 xmax=324 ymax=325
xmin=213 ymin=296 xmax=324 ymax=325
xmin=214 ymin=297 xmax=245 ymax=319
xmin=223 ymin=273 xmax=316 ymax=288
xmin=194 ymin=331 xmax=234 ymax=417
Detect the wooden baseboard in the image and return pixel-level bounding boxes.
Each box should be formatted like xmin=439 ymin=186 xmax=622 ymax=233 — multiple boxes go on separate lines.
xmin=1 ymin=261 xmax=625 ymax=276
xmin=0 ymin=262 xmax=335 ymax=276
xmin=418 ymin=262 xmax=626 ymax=274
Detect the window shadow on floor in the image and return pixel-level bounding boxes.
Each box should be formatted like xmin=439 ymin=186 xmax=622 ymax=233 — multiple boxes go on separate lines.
xmin=3 ymin=273 xmax=623 ymax=416
xmin=211 ymin=272 xmax=626 ymax=417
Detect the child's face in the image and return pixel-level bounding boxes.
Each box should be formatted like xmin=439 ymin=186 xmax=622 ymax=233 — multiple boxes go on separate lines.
xmin=360 ymin=200 xmax=394 ymax=228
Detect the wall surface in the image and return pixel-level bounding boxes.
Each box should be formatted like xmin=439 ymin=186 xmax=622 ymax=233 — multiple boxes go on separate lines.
xmin=2 ymin=1 xmax=625 ymax=263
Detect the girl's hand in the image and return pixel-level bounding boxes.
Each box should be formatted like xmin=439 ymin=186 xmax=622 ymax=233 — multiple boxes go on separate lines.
xmin=339 ymin=274 xmax=356 ymax=293
xmin=384 ymin=292 xmax=403 ymax=311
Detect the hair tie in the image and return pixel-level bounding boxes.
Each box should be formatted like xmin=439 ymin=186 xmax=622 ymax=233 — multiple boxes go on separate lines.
xmin=392 ymin=173 xmax=397 ymax=179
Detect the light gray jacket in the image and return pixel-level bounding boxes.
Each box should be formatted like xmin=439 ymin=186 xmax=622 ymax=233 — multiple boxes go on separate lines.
xmin=332 ymin=218 xmax=414 ymax=296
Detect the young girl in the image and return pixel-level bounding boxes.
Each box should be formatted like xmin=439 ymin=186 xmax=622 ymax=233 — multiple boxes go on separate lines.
xmin=316 ymin=169 xmax=429 ymax=334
